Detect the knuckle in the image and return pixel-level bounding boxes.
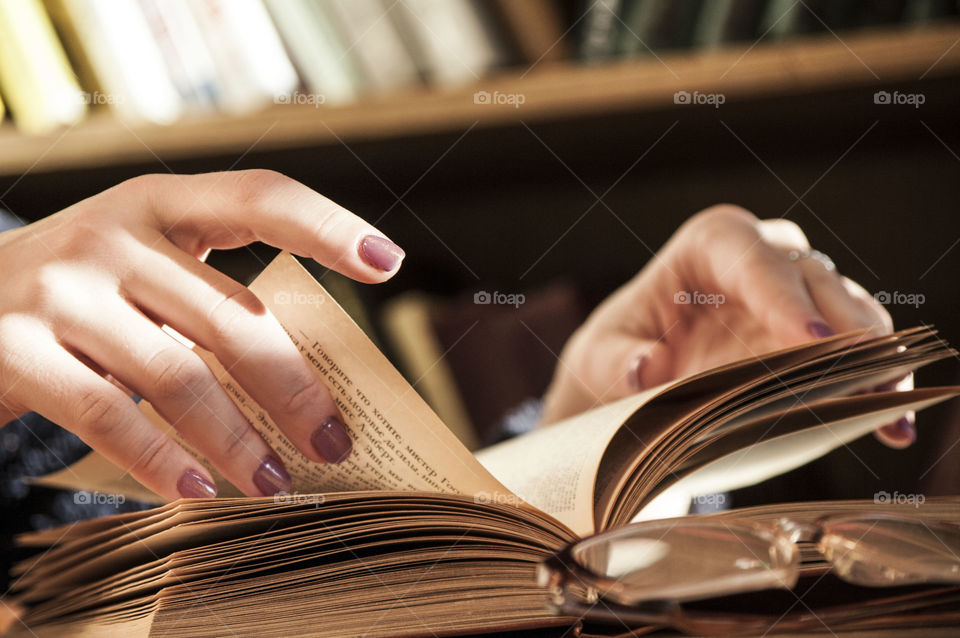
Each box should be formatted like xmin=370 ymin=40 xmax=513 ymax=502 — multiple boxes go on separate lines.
xmin=73 ymin=390 xmax=129 ymax=439
xmin=230 ymin=169 xmax=292 ymax=210
xmin=221 ymin=421 xmax=261 ymax=460
xmin=692 ymin=204 xmax=757 ymax=230
xmin=206 ymin=287 xmax=264 ymax=349
xmin=280 ymin=372 xmax=326 ymax=417
xmin=311 ymin=203 xmax=347 ymax=239
xmin=127 ymin=434 xmax=176 ymax=480
xmin=147 ymin=350 xmax=212 ymax=404
xmin=112 ymin=173 xmax=168 ymax=203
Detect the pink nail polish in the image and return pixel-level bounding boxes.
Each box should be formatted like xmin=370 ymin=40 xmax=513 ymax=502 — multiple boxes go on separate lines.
xmin=359 ymin=235 xmax=405 ymax=272
xmin=253 ymin=455 xmax=292 ymax=496
xmin=628 ymin=355 xmax=648 ymax=391
xmin=177 ymin=470 xmax=217 ymax=499
xmin=311 ymin=416 xmax=353 ymax=463
xmin=807 ymin=320 xmax=835 ymax=339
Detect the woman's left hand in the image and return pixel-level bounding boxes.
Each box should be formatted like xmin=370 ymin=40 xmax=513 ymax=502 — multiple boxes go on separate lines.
xmin=541 ymin=205 xmax=913 ymax=448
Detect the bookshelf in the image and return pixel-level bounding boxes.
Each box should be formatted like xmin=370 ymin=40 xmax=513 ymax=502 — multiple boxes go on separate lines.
xmin=1 ymin=23 xmax=958 ymax=176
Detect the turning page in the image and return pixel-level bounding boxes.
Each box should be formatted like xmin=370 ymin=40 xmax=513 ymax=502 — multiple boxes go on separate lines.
xmin=35 ymin=253 xmax=512 ymax=502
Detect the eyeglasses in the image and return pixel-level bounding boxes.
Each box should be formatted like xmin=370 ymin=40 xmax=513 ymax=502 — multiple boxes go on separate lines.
xmin=537 ymin=513 xmax=960 ymax=635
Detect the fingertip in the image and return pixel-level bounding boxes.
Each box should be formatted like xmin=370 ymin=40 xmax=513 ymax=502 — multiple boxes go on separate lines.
xmin=357 ymin=235 xmax=405 ymax=278
xmin=626 ymin=341 xmax=672 ymax=392
xmin=875 ymin=415 xmax=916 ymax=449
xmin=806 ymin=319 xmax=835 ymax=340
xmin=176 ymin=469 xmax=218 ymax=499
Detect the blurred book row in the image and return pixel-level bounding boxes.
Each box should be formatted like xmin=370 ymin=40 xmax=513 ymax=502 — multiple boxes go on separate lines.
xmin=0 ymin=0 xmax=567 ymax=135
xmin=580 ymin=0 xmax=959 ymax=61
xmin=2 ymin=0 xmax=957 ymax=137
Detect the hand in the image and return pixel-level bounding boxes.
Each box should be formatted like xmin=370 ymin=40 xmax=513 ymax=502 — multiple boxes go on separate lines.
xmin=0 ymin=170 xmax=406 ymax=499
xmin=541 ymin=205 xmax=913 ymax=448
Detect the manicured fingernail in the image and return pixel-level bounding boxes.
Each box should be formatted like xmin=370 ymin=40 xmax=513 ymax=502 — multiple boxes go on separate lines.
xmin=807 ymin=320 xmax=835 ymax=339
xmin=359 ymin=235 xmax=405 ymax=272
xmin=253 ymin=455 xmax=292 ymax=496
xmin=177 ymin=470 xmax=217 ymax=499
xmin=311 ymin=416 xmax=353 ymax=463
xmin=880 ymin=416 xmax=916 ymax=446
xmin=628 ymin=355 xmax=648 ymax=391
xmin=894 ymin=415 xmax=916 ymax=440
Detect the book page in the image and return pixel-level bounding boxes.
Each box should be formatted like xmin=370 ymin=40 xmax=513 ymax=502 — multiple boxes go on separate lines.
xmin=475 ymin=390 xmax=659 ymax=536
xmin=35 ymin=253 xmax=511 ymax=502
xmin=636 ymin=391 xmax=957 ymax=521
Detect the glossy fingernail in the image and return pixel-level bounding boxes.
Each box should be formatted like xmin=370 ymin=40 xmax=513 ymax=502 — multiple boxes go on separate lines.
xmin=177 ymin=470 xmax=217 ymax=499
xmin=807 ymin=320 xmax=835 ymax=339
xmin=311 ymin=416 xmax=353 ymax=463
xmin=628 ymin=355 xmax=648 ymax=391
xmin=253 ymin=455 xmax=292 ymax=496
xmin=359 ymin=235 xmax=405 ymax=272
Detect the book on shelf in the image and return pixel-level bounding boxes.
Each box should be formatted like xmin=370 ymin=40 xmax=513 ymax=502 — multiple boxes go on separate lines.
xmin=44 ymin=0 xmax=184 ymax=125
xmin=137 ymin=0 xmax=221 ymax=111
xmin=187 ymin=0 xmax=298 ymax=113
xmin=387 ymin=0 xmax=504 ymax=87
xmin=262 ymin=0 xmax=362 ymax=105
xmin=11 ymin=252 xmax=960 ymax=636
xmin=489 ymin=0 xmax=571 ymax=66
xmin=0 ymin=0 xmax=86 ymax=135
xmin=321 ymin=0 xmax=422 ymax=92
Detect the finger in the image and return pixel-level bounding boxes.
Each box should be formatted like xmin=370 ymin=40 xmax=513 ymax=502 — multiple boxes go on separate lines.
xmin=703 ymin=213 xmax=834 ymax=345
xmin=572 ymin=329 xmax=674 ymax=405
xmin=125 ymin=237 xmax=354 ymax=466
xmin=2 ymin=324 xmax=216 ymax=501
xmin=60 ymin=300 xmax=292 ymax=497
xmin=874 ymin=373 xmax=916 ymax=449
xmin=800 ymin=264 xmax=890 ymax=339
xmin=124 ymin=170 xmax=404 ymax=283
xmin=820 ymin=277 xmax=909 ymax=447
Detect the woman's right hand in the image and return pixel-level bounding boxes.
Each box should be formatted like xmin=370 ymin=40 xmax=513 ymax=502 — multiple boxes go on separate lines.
xmin=0 ymin=170 xmax=405 ymax=500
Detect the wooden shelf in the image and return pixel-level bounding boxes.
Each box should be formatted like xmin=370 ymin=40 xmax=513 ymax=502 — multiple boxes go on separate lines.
xmin=2 ymin=22 xmax=959 ymax=176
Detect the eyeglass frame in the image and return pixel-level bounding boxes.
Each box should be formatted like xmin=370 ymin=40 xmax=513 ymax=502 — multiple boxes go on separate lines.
xmin=537 ymin=512 xmax=960 ymax=635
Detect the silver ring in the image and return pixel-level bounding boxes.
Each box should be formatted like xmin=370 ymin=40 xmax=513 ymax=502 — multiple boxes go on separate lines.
xmin=787 ymin=248 xmax=836 ymax=272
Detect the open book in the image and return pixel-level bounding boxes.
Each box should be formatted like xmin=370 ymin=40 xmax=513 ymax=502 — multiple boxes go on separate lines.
xmin=9 ymin=253 xmax=959 ymax=637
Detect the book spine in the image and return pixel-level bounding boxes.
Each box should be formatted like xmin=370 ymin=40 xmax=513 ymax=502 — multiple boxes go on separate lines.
xmin=262 ymin=0 xmax=359 ymax=105
xmin=487 ymin=0 xmax=569 ymax=66
xmin=0 ymin=0 xmax=86 ymax=135
xmin=321 ymin=0 xmax=422 ymax=92
xmin=389 ymin=0 xmax=501 ymax=86
xmin=137 ymin=0 xmax=221 ymax=110
xmin=580 ymin=0 xmax=621 ymax=62
xmin=52 ymin=0 xmax=183 ymax=124
xmin=189 ymin=0 xmax=299 ymax=113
